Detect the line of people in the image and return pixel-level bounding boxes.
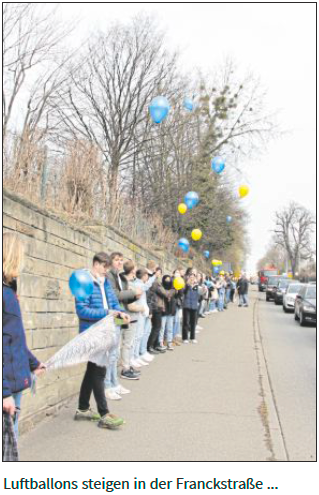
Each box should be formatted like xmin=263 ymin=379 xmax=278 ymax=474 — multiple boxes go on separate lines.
xmin=3 ymin=232 xmax=249 ymax=461
xmin=74 ymin=252 xmax=248 ymax=429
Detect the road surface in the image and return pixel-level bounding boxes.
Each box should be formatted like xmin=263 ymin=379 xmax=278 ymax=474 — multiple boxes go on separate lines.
xmin=19 ymin=288 xmax=316 ymax=461
xmin=256 ymin=290 xmax=316 ymax=461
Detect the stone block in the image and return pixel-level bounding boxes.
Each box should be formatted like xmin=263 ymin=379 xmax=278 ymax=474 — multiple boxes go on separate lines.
xmin=3 ymin=213 xmax=17 ymax=230
xmin=20 ymin=297 xmax=47 ymax=313
xmin=24 ymin=237 xmax=48 ymax=260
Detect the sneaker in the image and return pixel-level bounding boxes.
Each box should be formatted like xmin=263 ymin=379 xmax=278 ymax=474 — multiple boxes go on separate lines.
xmin=98 ymin=413 xmax=124 ymax=430
xmin=130 ymin=359 xmax=142 ymax=368
xmin=196 ymin=325 xmax=203 ymax=330
xmin=135 ymin=357 xmax=149 ymax=366
xmin=155 ymin=346 xmax=166 ymax=353
xmin=148 ymin=347 xmax=160 ymax=355
xmin=190 ymin=339 xmax=198 ymax=344
xmin=141 ymin=352 xmax=154 ymax=362
xmin=105 ymin=388 xmax=122 ymax=401
xmin=121 ymin=369 xmax=140 ymax=380
xmin=113 ymin=384 xmax=131 ymax=395
xmin=195 ymin=330 xmax=200 ymax=334
xmin=74 ymin=408 xmax=101 ymax=421
xmin=199 ymin=314 xmax=205 ymax=318
xmin=174 ymin=340 xmax=182 ymax=346
xmin=166 ymin=343 xmax=174 ymax=350
xmin=130 ymin=366 xmax=141 ymax=375
xmin=211 ymin=309 xmax=218 ymax=313
xmin=183 ymin=339 xmax=189 ymax=344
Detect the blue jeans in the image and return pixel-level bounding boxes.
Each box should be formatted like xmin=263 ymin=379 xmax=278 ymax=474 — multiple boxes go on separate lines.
xmin=239 ymin=294 xmax=248 ymax=306
xmin=199 ymin=299 xmax=206 ymax=316
xmin=105 ymin=326 xmax=121 ymax=389
xmin=173 ymin=309 xmax=182 ymax=338
xmin=159 ymin=315 xmax=174 ymax=345
xmin=12 ymin=391 xmax=23 ymax=439
xmin=218 ymin=289 xmax=225 ymax=311
xmin=133 ymin=314 xmax=146 ymax=359
xmin=225 ymin=288 xmax=231 ymax=304
xmin=209 ymin=299 xmax=217 ymax=311
xmin=139 ymin=317 xmax=152 ymax=355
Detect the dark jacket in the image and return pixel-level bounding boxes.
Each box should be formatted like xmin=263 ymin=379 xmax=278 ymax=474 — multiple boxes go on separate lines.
xmin=175 ymin=289 xmax=184 ymax=309
xmin=163 ymin=290 xmax=177 ymax=316
xmin=183 ymin=284 xmax=200 ymax=310
xmin=237 ymin=277 xmax=249 ymax=295
xmin=3 ymin=283 xmax=39 ymax=398
xmin=75 ymin=274 xmax=122 ymax=333
xmin=147 ymin=280 xmax=168 ymax=313
xmin=107 ymin=268 xmax=137 ymax=308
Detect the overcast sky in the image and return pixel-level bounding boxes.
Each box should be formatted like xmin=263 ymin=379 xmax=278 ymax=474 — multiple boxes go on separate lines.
xmin=56 ymin=2 xmax=316 ymax=271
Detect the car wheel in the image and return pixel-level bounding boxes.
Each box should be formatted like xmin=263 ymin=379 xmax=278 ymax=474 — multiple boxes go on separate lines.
xmin=299 ymin=311 xmax=306 ymax=326
xmin=275 ymin=298 xmax=280 ymax=305
xmin=294 ymin=311 xmax=299 ymax=321
xmin=283 ymin=305 xmax=288 ymax=313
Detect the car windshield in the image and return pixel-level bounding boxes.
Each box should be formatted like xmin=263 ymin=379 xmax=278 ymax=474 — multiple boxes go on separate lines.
xmin=306 ymin=287 xmax=316 ymax=299
xmin=264 ymin=270 xmax=277 ymax=277
xmin=267 ymin=277 xmax=278 ymax=285
xmin=279 ymin=280 xmax=289 ymax=288
xmin=287 ymin=285 xmax=301 ymax=294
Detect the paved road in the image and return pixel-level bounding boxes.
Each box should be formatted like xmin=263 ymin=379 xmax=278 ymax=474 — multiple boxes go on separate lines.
xmin=19 ymin=288 xmax=316 ymax=461
xmin=256 ymin=290 xmax=316 ymax=461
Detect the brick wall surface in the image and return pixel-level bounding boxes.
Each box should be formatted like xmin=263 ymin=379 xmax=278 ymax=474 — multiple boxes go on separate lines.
xmin=3 ymin=190 xmax=188 ymax=432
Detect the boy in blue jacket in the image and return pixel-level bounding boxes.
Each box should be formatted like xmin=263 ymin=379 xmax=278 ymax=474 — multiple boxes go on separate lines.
xmin=74 ymin=252 xmax=130 ymax=429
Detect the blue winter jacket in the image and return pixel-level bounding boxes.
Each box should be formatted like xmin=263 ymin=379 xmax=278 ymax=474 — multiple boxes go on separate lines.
xmin=183 ymin=284 xmax=200 ymax=310
xmin=3 ymin=284 xmax=40 ymax=398
xmin=75 ymin=275 xmax=123 ymax=333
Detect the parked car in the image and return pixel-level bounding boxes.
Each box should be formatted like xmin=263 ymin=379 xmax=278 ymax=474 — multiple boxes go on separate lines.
xmin=265 ymin=276 xmax=288 ymax=301
xmin=283 ymin=283 xmax=304 ymax=312
xmin=273 ymin=279 xmax=298 ymax=305
xmin=294 ymin=284 xmax=316 ymax=326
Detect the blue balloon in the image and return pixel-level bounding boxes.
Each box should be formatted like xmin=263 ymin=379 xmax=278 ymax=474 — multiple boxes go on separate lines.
xmin=184 ymin=191 xmax=199 ymax=209
xmin=213 ymin=266 xmax=220 ymax=274
xmin=203 ymin=250 xmax=210 ymax=258
xmin=149 ymin=96 xmax=170 ymax=124
xmin=226 ymin=215 xmax=232 ymax=223
xmin=211 ymin=157 xmax=225 ymax=174
xmin=69 ymin=270 xmax=94 ymax=301
xmin=184 ymin=98 xmax=194 ymax=111
xmin=178 ymin=237 xmax=190 ymax=252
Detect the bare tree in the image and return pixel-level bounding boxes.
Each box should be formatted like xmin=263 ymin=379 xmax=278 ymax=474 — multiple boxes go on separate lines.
xmin=3 ymin=3 xmax=74 ymax=198
xmin=3 ymin=3 xmax=71 ymax=137
xmin=55 ymin=16 xmax=178 ymax=224
xmin=274 ymin=202 xmax=315 ymax=276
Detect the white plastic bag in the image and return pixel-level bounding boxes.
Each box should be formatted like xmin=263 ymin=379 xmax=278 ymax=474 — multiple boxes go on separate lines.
xmin=45 ymin=315 xmax=117 ymax=371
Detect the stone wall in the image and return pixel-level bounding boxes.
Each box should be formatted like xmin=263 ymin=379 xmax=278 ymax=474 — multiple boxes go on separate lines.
xmin=3 ymin=190 xmax=188 ymax=432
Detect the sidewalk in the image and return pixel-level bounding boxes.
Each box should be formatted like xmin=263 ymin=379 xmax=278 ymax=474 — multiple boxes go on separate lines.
xmin=19 ymin=291 xmax=280 ymax=461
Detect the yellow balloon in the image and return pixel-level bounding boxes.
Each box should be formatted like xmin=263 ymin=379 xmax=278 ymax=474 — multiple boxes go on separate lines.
xmin=220 ymin=270 xmax=225 ymax=275
xmin=173 ymin=276 xmax=185 ymax=291
xmin=178 ymin=203 xmax=188 ymax=215
xmin=239 ymin=185 xmax=249 ymax=198
xmin=191 ymin=229 xmax=202 ymax=241
xmin=212 ymin=259 xmax=219 ymax=266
